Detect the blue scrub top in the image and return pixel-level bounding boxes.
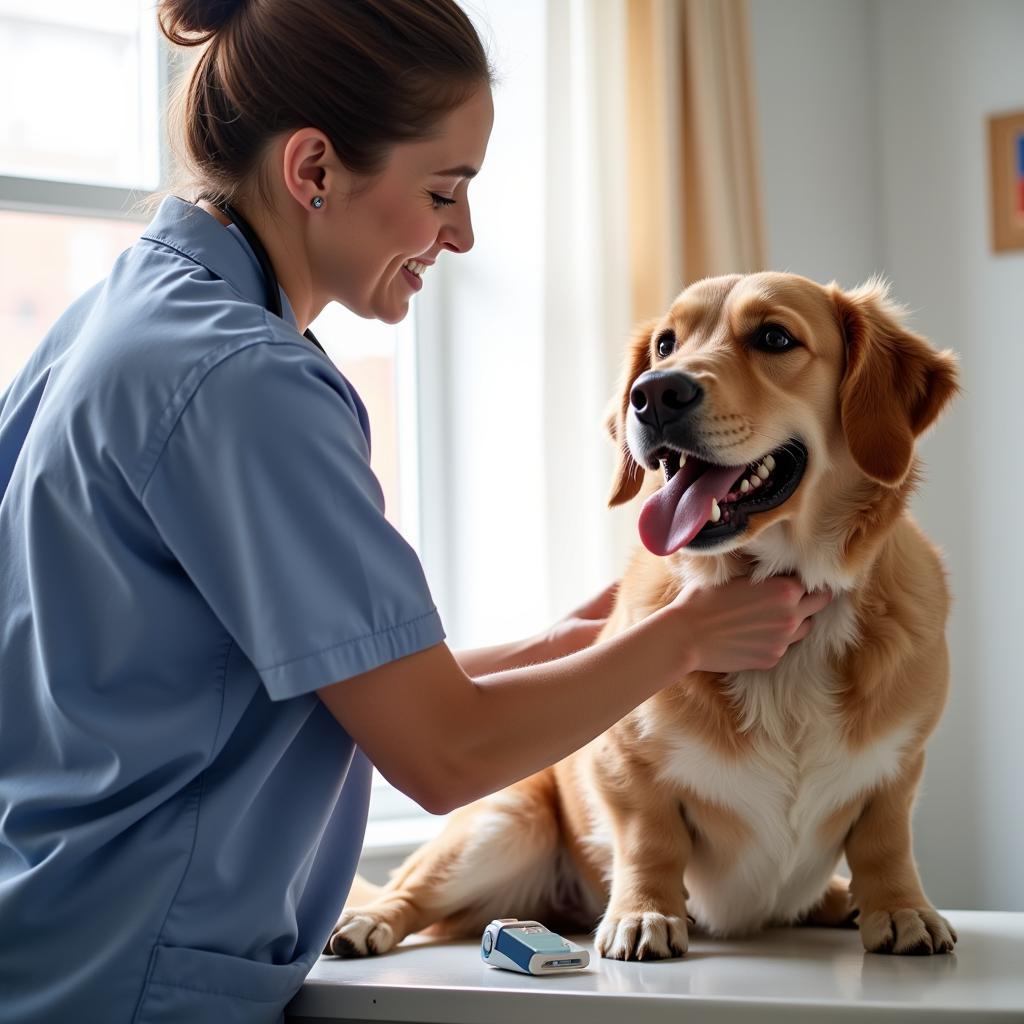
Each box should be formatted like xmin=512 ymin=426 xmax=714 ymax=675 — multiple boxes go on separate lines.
xmin=0 ymin=196 xmax=445 ymax=1023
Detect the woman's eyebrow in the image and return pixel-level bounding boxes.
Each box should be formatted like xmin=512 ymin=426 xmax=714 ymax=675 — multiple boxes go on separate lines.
xmin=431 ymin=165 xmax=478 ymax=178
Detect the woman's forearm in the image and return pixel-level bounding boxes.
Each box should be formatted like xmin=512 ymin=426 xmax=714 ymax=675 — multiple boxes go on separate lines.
xmin=454 ymin=587 xmax=616 ymax=674
xmin=318 ymin=613 xmax=686 ymax=815
xmin=433 ymin=578 xmax=830 ymax=809
xmin=454 ymin=637 xmax=541 ymax=676
xmin=436 ymin=604 xmax=694 ymax=807
xmin=318 ymin=576 xmax=827 ymax=814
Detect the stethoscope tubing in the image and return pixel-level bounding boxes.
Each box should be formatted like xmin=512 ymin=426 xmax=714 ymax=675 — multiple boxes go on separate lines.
xmin=217 ymin=200 xmax=327 ymax=356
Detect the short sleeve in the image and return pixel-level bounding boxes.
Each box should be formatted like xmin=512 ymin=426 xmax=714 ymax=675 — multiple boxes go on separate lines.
xmin=140 ymin=339 xmax=445 ymax=700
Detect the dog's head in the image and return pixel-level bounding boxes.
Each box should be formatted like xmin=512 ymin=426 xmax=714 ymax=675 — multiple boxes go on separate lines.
xmin=606 ymin=273 xmax=958 ymax=573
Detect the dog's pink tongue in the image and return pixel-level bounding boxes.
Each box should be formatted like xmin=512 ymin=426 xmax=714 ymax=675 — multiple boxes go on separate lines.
xmin=638 ymin=462 xmax=743 ymax=556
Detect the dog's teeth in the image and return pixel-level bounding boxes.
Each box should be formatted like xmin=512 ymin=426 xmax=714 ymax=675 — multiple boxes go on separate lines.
xmin=765 ymin=454 xmax=776 ymax=471
xmin=710 ymin=499 xmax=721 ymax=523
xmin=749 ymin=475 xmax=761 ymax=489
xmin=757 ymin=464 xmax=770 ymax=480
xmin=740 ymin=479 xmax=750 ymax=493
xmin=679 ymin=455 xmax=686 ymax=466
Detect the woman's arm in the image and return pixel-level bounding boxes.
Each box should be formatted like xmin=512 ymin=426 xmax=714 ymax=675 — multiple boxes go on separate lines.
xmin=455 ymin=582 xmax=619 ymax=675
xmin=455 ymin=637 xmax=541 ymax=676
xmin=318 ymin=576 xmax=830 ymax=814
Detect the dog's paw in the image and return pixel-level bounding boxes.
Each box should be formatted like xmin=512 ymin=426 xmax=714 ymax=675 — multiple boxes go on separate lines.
xmin=800 ymin=874 xmax=859 ymax=929
xmin=324 ymin=910 xmax=397 ymax=958
xmin=859 ymin=907 xmax=957 ymax=955
xmin=595 ymin=911 xmax=689 ymax=961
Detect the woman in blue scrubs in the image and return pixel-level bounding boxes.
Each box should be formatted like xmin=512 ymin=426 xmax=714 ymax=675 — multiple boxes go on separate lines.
xmin=0 ymin=2 xmax=831 ymax=1021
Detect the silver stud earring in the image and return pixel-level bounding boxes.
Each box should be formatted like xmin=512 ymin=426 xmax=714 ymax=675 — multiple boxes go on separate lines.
xmin=311 ymin=196 xmax=324 ymax=209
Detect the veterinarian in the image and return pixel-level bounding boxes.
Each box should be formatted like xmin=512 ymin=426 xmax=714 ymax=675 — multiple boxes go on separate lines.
xmin=0 ymin=2 xmax=832 ymax=1021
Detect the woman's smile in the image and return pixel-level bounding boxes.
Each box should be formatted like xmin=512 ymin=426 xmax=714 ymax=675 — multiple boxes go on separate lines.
xmin=401 ymin=257 xmax=432 ymax=292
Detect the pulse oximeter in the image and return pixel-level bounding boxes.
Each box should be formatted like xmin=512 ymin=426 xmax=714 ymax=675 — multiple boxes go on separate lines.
xmin=480 ymin=918 xmax=590 ymax=975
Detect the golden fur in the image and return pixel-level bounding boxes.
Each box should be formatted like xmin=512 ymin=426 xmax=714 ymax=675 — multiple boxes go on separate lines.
xmin=328 ymin=272 xmax=960 ymax=959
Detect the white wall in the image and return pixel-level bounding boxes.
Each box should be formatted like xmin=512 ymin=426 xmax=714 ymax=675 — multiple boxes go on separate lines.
xmin=749 ymin=0 xmax=1024 ymax=911
xmin=749 ymin=0 xmax=881 ymax=288
xmin=873 ymin=0 xmax=1024 ymax=913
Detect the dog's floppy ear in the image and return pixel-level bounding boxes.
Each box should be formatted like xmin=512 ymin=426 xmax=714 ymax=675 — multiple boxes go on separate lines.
xmin=605 ymin=318 xmax=658 ymax=506
xmin=832 ymin=278 xmax=960 ymax=487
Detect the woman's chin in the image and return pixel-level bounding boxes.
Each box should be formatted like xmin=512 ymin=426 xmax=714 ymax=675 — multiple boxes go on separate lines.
xmin=375 ymin=303 xmax=409 ymax=325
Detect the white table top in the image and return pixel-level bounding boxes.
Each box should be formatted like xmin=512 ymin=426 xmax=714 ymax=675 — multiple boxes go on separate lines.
xmin=286 ymin=911 xmax=1024 ymax=1023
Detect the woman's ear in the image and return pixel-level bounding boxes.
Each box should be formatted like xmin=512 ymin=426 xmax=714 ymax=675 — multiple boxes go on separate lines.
xmin=832 ymin=278 xmax=960 ymax=487
xmin=605 ymin=319 xmax=658 ymax=506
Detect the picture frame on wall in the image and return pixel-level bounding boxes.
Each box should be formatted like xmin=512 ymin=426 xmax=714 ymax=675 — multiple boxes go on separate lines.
xmin=988 ymin=109 xmax=1024 ymax=253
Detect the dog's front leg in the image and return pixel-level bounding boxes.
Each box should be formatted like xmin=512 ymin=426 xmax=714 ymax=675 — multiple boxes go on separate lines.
xmin=845 ymin=751 xmax=957 ymax=955
xmin=593 ymin=765 xmax=692 ymax=961
xmin=327 ymin=771 xmax=561 ymax=957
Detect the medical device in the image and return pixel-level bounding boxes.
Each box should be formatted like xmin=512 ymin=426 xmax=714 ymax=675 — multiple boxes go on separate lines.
xmin=480 ymin=918 xmax=590 ymax=975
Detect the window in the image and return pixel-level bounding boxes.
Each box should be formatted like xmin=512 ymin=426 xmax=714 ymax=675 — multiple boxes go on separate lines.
xmin=0 ymin=210 xmax=143 ymax=384
xmin=310 ymin=304 xmax=415 ymax=539
xmin=0 ymin=1 xmax=160 ymax=189
xmin=0 ymin=1 xmax=164 ymax=382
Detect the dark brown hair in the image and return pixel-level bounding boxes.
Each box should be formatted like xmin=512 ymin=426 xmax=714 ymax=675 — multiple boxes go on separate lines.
xmin=148 ymin=0 xmax=492 ymax=213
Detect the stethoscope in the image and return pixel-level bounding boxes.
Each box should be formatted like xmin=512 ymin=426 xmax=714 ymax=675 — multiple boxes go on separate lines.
xmin=216 ymin=200 xmax=327 ymax=357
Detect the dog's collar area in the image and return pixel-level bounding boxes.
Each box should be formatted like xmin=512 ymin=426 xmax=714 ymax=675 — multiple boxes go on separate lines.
xmin=665 ymin=439 xmax=808 ymax=548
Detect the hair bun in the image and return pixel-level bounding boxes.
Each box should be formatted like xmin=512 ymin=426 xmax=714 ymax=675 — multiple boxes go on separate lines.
xmin=158 ymin=0 xmax=248 ymax=46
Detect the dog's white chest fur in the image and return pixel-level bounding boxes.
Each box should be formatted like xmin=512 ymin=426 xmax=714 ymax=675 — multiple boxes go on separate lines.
xmin=649 ymin=597 xmax=914 ymax=934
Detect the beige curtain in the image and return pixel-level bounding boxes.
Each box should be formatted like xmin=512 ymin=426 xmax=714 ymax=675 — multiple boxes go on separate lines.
xmin=626 ymin=0 xmax=766 ymax=320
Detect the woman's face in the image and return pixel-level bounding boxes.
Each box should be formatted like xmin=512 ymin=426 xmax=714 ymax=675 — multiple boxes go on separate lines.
xmin=318 ymin=85 xmax=494 ymax=324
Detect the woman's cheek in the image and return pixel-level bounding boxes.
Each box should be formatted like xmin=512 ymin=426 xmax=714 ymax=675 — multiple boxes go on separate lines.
xmin=408 ymin=211 xmax=441 ymax=254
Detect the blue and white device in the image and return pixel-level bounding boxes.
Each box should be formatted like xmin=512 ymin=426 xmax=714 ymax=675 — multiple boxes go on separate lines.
xmin=480 ymin=918 xmax=590 ymax=975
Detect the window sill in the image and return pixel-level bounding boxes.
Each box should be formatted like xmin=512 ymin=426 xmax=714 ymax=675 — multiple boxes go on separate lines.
xmin=360 ymin=814 xmax=451 ymax=863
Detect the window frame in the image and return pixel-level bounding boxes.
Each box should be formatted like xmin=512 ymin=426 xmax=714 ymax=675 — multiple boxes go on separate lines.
xmin=0 ymin=174 xmax=154 ymax=221
xmin=0 ymin=21 xmax=175 ymax=221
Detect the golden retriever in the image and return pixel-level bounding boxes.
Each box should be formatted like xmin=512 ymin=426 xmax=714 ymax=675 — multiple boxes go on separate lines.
xmin=328 ymin=272 xmax=959 ymax=959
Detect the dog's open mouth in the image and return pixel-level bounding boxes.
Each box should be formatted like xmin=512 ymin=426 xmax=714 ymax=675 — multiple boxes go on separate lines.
xmin=637 ymin=439 xmax=808 ymax=556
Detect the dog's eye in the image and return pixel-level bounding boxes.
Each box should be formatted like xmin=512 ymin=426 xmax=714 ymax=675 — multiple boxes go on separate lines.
xmin=655 ymin=330 xmax=676 ymax=358
xmin=753 ymin=325 xmax=799 ymax=353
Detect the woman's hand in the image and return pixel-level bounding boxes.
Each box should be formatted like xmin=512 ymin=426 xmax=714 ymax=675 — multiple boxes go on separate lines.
xmin=536 ymin=580 xmax=620 ymax=661
xmin=669 ymin=575 xmax=833 ymax=674
xmin=453 ymin=581 xmax=619 ymax=676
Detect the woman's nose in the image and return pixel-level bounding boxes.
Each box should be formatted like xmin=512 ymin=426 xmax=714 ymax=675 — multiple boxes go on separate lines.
xmin=439 ymin=205 xmax=474 ymax=254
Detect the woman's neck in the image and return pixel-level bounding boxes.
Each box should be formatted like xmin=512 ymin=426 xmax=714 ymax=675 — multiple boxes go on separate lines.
xmin=195 ymin=198 xmax=314 ymax=332
xmin=197 ymin=199 xmax=231 ymax=227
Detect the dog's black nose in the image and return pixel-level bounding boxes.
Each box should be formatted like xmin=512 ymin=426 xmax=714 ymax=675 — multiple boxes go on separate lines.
xmin=630 ymin=371 xmax=703 ymax=429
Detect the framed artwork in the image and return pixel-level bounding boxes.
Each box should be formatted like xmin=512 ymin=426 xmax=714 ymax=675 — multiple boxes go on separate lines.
xmin=988 ymin=109 xmax=1024 ymax=253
